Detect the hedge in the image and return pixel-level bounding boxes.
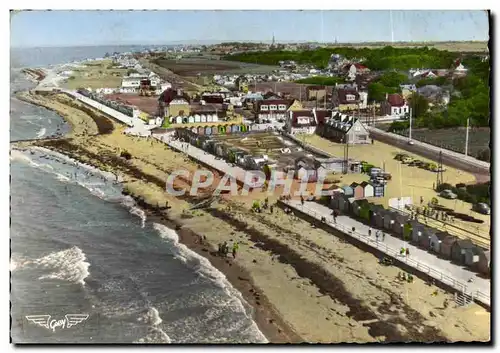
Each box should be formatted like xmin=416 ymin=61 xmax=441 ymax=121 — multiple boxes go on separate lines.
xmin=436 ymin=182 xmax=490 ymax=205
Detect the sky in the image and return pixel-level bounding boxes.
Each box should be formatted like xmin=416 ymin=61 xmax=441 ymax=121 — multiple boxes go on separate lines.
xmin=10 ymin=10 xmax=490 ymax=48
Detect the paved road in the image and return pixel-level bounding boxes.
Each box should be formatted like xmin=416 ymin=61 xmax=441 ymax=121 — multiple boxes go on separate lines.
xmin=368 ymin=127 xmax=490 ymax=176
xmin=284 ymin=199 xmax=490 ymax=306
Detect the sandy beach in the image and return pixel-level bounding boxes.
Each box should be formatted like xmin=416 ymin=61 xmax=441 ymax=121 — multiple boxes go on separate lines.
xmin=12 ymin=88 xmax=491 ymax=343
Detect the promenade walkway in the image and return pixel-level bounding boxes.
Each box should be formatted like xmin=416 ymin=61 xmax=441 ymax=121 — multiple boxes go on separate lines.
xmin=282 ymin=199 xmax=490 ymax=307
xmin=152 ymin=134 xmax=264 ymax=188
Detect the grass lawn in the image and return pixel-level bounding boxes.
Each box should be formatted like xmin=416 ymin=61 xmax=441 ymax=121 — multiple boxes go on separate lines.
xmin=61 ymin=60 xmax=127 ymax=90
xmin=299 ymin=134 xmax=491 ymax=240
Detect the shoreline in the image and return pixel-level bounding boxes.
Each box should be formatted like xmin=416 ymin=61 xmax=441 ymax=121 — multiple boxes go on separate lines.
xmin=11 ymin=82 xmax=490 ymax=343
xmin=11 ymin=86 xmax=301 ymax=343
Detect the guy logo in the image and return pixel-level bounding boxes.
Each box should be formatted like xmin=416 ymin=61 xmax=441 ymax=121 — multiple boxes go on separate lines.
xmin=26 ymin=314 xmax=89 ymax=332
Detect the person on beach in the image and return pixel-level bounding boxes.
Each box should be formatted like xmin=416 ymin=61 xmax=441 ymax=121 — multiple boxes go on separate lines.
xmin=231 ymin=242 xmax=239 ymax=259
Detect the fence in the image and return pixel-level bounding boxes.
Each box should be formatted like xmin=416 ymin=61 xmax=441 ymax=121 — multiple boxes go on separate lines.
xmin=389 ymin=206 xmax=490 ymax=250
xmin=395 ymin=129 xmax=468 ymax=154
xmin=282 ymin=200 xmax=490 ymax=308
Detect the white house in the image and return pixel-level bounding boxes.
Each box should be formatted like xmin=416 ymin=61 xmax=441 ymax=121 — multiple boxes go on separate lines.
xmin=380 ymin=94 xmax=409 ymax=118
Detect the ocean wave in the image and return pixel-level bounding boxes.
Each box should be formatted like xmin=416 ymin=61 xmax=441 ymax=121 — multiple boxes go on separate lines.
xmin=134 ymin=307 xmax=171 ymax=344
xmin=152 ymin=223 xmax=268 ymax=343
xmin=36 ymin=127 xmax=46 ymax=138
xmin=30 ymin=246 xmax=90 ymax=286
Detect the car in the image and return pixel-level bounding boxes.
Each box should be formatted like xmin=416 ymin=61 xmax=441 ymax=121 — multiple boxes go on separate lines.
xmin=408 ymin=140 xmax=415 ymax=145
xmin=472 ymin=203 xmax=490 ymax=215
xmin=401 ymin=156 xmax=414 ymax=164
xmin=440 ymin=189 xmax=458 ymax=199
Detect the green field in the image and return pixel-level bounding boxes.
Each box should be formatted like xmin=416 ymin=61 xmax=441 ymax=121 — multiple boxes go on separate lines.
xmin=61 ymin=60 xmax=127 ymax=90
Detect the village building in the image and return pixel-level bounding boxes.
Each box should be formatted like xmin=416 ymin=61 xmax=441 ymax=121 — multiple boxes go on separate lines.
xmin=255 ymin=99 xmax=302 ymax=123
xmin=332 ymin=87 xmax=362 ymax=111
xmin=306 ymin=86 xmax=328 ymax=101
xmin=318 ymin=113 xmax=371 ymax=144
xmin=380 ymin=93 xmax=410 ymax=118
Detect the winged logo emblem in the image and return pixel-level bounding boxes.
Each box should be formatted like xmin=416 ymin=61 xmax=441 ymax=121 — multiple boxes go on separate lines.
xmin=26 ymin=314 xmax=89 ymax=332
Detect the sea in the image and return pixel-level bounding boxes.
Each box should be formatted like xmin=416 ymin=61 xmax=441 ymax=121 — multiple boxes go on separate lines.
xmin=10 ymin=46 xmax=267 ymax=344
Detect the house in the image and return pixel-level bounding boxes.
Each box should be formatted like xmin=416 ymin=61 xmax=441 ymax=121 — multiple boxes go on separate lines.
xmin=454 ymin=61 xmax=468 ymax=77
xmin=159 ymin=88 xmax=191 ymax=117
xmin=285 ymin=109 xmax=332 ymax=135
xmin=256 ymin=99 xmax=293 ymax=123
xmin=332 ymin=88 xmax=360 ymax=111
xmin=235 ymin=76 xmax=249 ymax=93
xmin=417 ymin=85 xmax=450 ymax=106
xmin=344 ymin=63 xmax=370 ymax=81
xmin=428 ymin=231 xmax=448 ymax=253
xmin=359 ymin=181 xmax=374 ymax=198
xmin=450 ymin=239 xmax=475 ymax=264
xmin=380 ymin=93 xmax=410 ymax=118
xmin=477 ymin=250 xmax=490 ymax=275
xmin=306 ymin=86 xmax=327 ymax=101
xmin=318 ymin=113 xmax=371 ymax=144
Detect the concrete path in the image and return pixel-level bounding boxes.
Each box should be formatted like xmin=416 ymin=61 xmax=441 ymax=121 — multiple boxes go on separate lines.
xmin=152 ymin=134 xmax=263 ymax=188
xmin=283 ymin=199 xmax=490 ymax=307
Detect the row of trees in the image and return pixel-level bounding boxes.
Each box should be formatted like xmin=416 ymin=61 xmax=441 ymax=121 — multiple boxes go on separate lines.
xmin=225 ymin=46 xmax=459 ymax=71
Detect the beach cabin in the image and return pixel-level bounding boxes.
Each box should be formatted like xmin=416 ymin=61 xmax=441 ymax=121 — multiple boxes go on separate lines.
xmin=373 ymin=208 xmax=388 ymax=228
xmin=429 ymin=231 xmax=449 ymax=254
xmin=418 ymin=226 xmax=435 ymax=250
xmin=330 ymin=193 xmax=343 ymax=210
xmin=360 ymin=181 xmax=374 ymax=198
xmin=464 ymin=246 xmax=484 ymax=267
xmin=351 ymin=182 xmax=364 ymax=199
xmin=194 ymin=114 xmax=201 ymax=123
xmin=382 ymin=209 xmax=399 ymax=231
xmin=352 ymin=200 xmax=364 ymax=217
xmin=341 ymin=185 xmax=354 ymax=198
xmin=369 ymin=204 xmax=385 ymax=226
xmin=477 ymin=250 xmax=490 ymax=275
xmin=440 ymin=235 xmax=458 ymax=259
xmin=409 ymin=220 xmax=424 ymax=243
xmin=451 ymin=239 xmax=475 ymax=265
xmin=392 ymin=214 xmax=410 ymax=237
xmin=205 ymin=126 xmax=212 ymax=135
xmin=175 ymin=116 xmax=183 ymax=124
xmin=373 ymin=183 xmax=385 ymax=198
xmin=200 ymin=114 xmax=207 ymax=123
xmin=206 ymin=115 xmax=213 ymax=123
xmin=339 ymin=195 xmax=354 ymax=213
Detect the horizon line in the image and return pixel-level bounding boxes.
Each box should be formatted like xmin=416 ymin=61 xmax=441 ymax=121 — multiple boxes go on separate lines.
xmin=10 ymin=39 xmax=489 ymax=50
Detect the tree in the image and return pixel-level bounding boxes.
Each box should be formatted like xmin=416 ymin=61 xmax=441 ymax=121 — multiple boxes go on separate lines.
xmin=368 ymin=82 xmax=389 ymax=102
xmin=408 ymin=93 xmax=429 ymax=118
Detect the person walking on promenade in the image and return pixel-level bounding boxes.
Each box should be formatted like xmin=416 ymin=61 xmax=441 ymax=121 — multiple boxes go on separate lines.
xmin=232 ymin=242 xmax=239 ymax=259
xmin=382 ymin=232 xmax=385 ymax=241
xmin=300 ymin=195 xmax=304 ymax=206
xmin=406 ymin=247 xmax=410 ymax=258
xmin=375 ymin=231 xmax=379 ymax=242
xmin=368 ymin=228 xmax=372 ymax=237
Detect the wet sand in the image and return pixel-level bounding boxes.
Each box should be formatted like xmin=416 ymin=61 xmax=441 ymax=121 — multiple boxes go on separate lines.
xmin=12 ymin=90 xmax=491 ymax=343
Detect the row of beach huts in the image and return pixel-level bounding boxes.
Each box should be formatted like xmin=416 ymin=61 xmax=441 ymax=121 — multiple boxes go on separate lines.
xmin=330 ymin=193 xmax=491 ymax=275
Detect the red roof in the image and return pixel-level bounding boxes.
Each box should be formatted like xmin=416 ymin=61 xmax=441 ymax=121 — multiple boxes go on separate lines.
xmin=387 ymin=93 xmax=406 ymax=107
xmin=353 ymin=63 xmax=369 ymax=70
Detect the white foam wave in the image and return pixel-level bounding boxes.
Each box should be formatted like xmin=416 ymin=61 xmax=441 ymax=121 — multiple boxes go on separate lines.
xmin=36 ymin=127 xmax=46 ymax=138
xmin=30 ymin=246 xmax=90 ymax=286
xmin=152 ymin=223 xmax=268 ymax=343
xmin=121 ymin=197 xmax=146 ymax=228
xmin=134 ymin=307 xmax=171 ymax=344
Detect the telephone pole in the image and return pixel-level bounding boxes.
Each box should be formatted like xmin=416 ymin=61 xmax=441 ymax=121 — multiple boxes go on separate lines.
xmin=409 ymin=107 xmax=413 ymax=141
xmin=465 ymin=117 xmax=470 ymax=157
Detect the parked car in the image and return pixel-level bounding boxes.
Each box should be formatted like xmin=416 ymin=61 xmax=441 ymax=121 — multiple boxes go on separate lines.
xmin=472 ymin=203 xmax=490 ymax=215
xmin=440 ymin=189 xmax=458 ymax=199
